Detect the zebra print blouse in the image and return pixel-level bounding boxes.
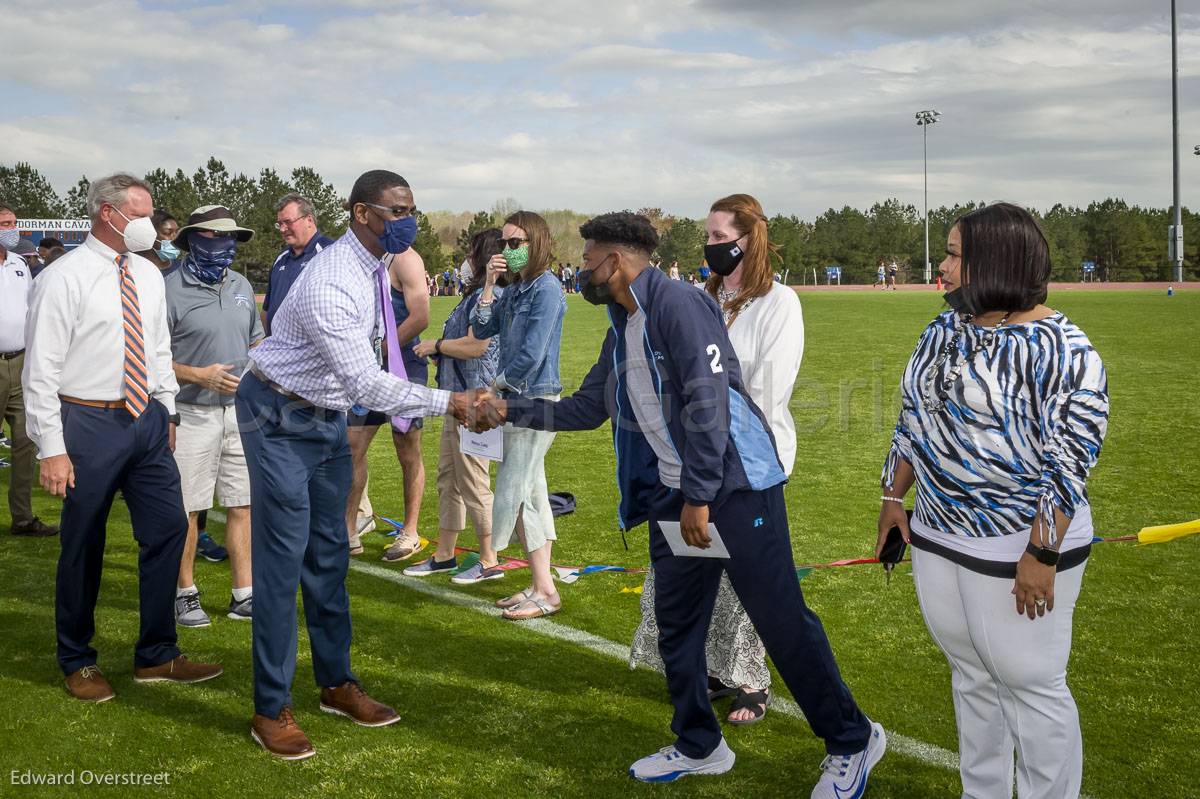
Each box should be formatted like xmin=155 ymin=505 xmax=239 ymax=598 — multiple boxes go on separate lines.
xmin=883 ymin=310 xmax=1108 ymax=543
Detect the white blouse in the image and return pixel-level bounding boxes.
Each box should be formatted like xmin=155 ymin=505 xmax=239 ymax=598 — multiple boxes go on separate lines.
xmin=722 ymin=282 xmax=804 ymax=475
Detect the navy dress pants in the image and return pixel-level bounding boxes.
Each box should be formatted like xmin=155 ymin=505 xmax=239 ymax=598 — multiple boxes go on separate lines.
xmin=56 ymin=400 xmax=186 ymax=675
xmin=650 ymin=484 xmax=872 ymax=759
xmin=236 ymin=373 xmax=356 ymax=718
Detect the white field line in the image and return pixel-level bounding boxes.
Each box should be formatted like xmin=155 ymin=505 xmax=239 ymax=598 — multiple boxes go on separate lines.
xmin=210 ymin=509 xmax=1093 ymax=794
xmin=347 ymin=559 xmax=960 ymax=772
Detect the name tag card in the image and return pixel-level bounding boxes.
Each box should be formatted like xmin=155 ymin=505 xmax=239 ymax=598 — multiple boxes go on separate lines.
xmin=459 ymin=425 xmax=503 ymax=462
xmin=658 ymin=521 xmax=730 ymax=559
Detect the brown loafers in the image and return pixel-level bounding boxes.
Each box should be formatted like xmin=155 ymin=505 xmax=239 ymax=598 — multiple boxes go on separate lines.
xmin=251 ymin=707 xmax=315 ymax=760
xmin=133 ymin=654 xmax=223 ymax=684
xmin=319 ymin=681 xmax=401 ymax=727
xmin=64 ymin=665 xmax=115 ymax=703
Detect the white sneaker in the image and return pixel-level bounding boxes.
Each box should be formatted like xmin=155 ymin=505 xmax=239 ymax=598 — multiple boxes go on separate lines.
xmin=629 ymin=739 xmax=735 ymax=783
xmin=810 ymin=721 xmax=886 ymax=799
xmin=356 ymin=515 xmax=377 ymax=536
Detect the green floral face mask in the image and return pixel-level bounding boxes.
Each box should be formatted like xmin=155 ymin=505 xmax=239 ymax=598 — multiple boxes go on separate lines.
xmin=502 ymin=244 xmax=530 ymax=273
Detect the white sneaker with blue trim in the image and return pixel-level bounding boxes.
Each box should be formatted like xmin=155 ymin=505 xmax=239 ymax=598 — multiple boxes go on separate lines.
xmin=810 ymin=721 xmax=886 ymax=799
xmin=629 ymin=738 xmax=735 ymax=783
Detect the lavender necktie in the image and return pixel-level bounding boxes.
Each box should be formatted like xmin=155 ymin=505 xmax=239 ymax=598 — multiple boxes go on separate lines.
xmin=377 ymin=261 xmax=412 ymax=433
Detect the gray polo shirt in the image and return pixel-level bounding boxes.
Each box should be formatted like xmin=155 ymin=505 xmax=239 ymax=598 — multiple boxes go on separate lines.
xmin=165 ymin=265 xmax=264 ymax=406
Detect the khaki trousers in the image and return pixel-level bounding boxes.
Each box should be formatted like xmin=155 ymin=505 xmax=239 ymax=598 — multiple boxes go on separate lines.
xmin=0 ymin=353 xmax=35 ymax=524
xmin=436 ymin=415 xmax=493 ymax=532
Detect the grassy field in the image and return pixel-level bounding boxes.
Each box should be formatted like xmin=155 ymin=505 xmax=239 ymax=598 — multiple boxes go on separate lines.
xmin=1 ymin=289 xmax=1197 ymax=798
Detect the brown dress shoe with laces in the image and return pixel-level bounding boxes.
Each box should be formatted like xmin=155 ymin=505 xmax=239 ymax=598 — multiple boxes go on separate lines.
xmin=133 ymin=654 xmax=223 ymax=684
xmin=319 ymin=681 xmax=401 ymax=727
xmin=251 ymin=707 xmax=315 ymax=760
xmin=65 ymin=665 xmax=115 ymax=703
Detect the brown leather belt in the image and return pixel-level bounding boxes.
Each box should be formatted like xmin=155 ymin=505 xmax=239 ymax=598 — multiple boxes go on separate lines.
xmin=249 ymin=365 xmax=313 ymax=407
xmin=61 ymin=395 xmax=125 ymax=410
xmin=0 ymin=350 xmax=23 ymax=360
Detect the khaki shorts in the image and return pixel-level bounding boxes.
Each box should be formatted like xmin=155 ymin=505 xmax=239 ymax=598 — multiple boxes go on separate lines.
xmin=173 ymin=403 xmax=250 ymax=513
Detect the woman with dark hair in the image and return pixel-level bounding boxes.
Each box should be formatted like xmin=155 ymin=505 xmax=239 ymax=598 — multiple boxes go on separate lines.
xmin=471 ymin=211 xmax=566 ymax=619
xmin=405 ymin=229 xmax=506 ymax=584
xmin=878 ymin=202 xmax=1108 ymax=798
xmin=630 ymin=193 xmax=804 ymax=725
xmin=135 ymin=209 xmax=181 ymax=273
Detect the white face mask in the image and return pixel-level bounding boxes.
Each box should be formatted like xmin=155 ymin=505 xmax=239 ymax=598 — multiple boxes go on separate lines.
xmin=0 ymin=229 xmax=19 ymax=250
xmin=108 ymin=207 xmax=158 ymax=253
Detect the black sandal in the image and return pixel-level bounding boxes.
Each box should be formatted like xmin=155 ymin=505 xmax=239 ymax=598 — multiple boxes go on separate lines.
xmin=708 ymin=675 xmax=737 ymax=701
xmin=726 ymin=688 xmax=770 ymax=726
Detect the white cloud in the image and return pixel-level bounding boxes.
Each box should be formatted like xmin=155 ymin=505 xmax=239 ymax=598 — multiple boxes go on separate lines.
xmin=4 ymin=1 xmax=1200 ymax=220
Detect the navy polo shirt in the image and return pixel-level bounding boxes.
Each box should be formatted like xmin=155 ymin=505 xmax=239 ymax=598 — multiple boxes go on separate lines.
xmin=263 ymin=232 xmax=335 ymax=331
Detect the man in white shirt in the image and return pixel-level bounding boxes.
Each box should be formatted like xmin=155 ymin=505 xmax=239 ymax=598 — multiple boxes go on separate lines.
xmin=23 ymin=173 xmax=222 ymax=703
xmin=0 ymin=204 xmax=56 ymax=537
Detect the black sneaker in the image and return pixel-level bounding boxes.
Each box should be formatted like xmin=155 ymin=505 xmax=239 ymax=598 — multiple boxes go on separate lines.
xmin=11 ymin=517 xmax=59 ymax=537
xmin=197 ymin=531 xmax=228 ymax=562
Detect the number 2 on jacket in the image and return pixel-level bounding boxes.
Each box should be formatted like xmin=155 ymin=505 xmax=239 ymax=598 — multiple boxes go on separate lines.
xmin=706 ymin=344 xmax=724 ymax=374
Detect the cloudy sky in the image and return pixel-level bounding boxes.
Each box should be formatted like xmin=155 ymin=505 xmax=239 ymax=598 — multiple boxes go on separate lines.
xmin=7 ymin=0 xmax=1200 ymax=218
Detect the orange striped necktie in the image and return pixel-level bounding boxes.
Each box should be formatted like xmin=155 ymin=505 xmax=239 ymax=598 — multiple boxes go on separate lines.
xmin=117 ymin=255 xmax=149 ymax=417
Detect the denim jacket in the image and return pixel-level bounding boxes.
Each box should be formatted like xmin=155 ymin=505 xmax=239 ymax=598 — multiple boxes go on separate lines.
xmin=436 ymin=288 xmax=501 ymax=392
xmin=470 ymin=270 xmax=565 ymax=398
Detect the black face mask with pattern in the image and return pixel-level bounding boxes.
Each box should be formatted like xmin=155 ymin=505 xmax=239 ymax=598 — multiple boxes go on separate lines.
xmin=703 ymin=240 xmax=745 ymax=277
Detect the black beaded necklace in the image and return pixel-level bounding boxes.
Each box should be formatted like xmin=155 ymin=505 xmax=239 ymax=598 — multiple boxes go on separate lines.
xmin=921 ymin=311 xmax=1012 ymax=412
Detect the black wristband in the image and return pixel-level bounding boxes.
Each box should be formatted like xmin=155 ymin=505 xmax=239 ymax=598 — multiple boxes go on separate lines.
xmin=435 ymin=339 xmax=443 ymax=355
xmin=168 ymin=413 xmax=181 ymax=425
xmin=1025 ymin=541 xmax=1060 ymax=566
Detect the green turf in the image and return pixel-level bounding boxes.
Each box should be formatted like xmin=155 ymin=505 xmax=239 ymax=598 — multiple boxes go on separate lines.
xmin=1 ymin=289 xmax=1197 ymax=798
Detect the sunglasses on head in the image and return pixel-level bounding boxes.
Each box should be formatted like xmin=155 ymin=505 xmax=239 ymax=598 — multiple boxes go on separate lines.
xmin=501 ymin=237 xmax=528 ymax=250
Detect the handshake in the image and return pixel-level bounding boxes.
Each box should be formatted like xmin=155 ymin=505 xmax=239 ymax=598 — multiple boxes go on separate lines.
xmin=448 ymin=388 xmax=508 ymax=433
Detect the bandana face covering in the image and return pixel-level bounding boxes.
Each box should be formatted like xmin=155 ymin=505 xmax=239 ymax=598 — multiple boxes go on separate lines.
xmin=186 ymin=233 xmax=237 ymax=284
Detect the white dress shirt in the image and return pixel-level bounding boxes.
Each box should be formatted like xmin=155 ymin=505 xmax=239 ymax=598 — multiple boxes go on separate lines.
xmin=724 ymin=282 xmax=804 ymax=475
xmin=23 ymin=234 xmax=178 ymax=459
xmin=0 ymin=250 xmax=30 ymax=352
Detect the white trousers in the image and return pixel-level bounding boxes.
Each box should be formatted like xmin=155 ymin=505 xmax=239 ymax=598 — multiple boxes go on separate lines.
xmin=912 ymin=547 xmax=1086 ymax=799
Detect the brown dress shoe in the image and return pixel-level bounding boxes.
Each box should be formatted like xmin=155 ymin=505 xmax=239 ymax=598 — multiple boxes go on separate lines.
xmin=65 ymin=665 xmax=115 ymax=703
xmin=251 ymin=707 xmax=315 ymax=760
xmin=11 ymin=517 xmax=59 ymax=537
xmin=133 ymin=654 xmax=223 ymax=684
xmin=319 ymin=681 xmax=401 ymax=727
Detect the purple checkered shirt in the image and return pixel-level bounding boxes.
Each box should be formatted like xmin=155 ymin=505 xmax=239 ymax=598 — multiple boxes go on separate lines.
xmin=250 ymin=231 xmax=450 ymax=417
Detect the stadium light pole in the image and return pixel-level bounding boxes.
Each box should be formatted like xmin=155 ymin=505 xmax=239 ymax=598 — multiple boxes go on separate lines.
xmin=916 ymin=109 xmax=941 ymax=284
xmin=1170 ymin=0 xmax=1183 ymax=282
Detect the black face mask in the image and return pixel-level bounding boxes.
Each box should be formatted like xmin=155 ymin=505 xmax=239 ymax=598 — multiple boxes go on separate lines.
xmin=703 ymin=240 xmax=745 ymax=277
xmin=943 ymin=287 xmax=975 ymax=315
xmin=579 ymin=262 xmax=617 ymax=306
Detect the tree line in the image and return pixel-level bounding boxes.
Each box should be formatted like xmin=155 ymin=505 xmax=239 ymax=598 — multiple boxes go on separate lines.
xmin=2 ymin=160 xmax=1194 ymax=288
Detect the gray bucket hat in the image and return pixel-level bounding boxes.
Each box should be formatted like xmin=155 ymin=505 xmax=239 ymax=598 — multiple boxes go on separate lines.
xmin=174 ymin=205 xmax=254 ymax=251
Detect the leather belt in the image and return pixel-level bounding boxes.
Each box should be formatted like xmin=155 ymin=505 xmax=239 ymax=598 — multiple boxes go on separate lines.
xmin=0 ymin=350 xmax=24 ymax=360
xmin=249 ymin=365 xmax=313 ymax=407
xmin=61 ymin=395 xmax=125 ymax=410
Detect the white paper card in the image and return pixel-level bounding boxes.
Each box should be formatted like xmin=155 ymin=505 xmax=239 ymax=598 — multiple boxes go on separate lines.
xmin=658 ymin=521 xmax=730 ymax=559
xmin=459 ymin=425 xmax=503 ymax=462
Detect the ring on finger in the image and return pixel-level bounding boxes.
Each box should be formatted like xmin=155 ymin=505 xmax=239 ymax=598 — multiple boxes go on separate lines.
xmin=1034 ymin=597 xmax=1047 ymax=607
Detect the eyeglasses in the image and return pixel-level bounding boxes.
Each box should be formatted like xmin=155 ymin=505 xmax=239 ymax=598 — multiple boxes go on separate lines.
xmin=500 ymin=237 xmax=529 ymax=250
xmin=275 ymin=214 xmax=311 ymax=230
xmin=363 ymin=202 xmax=416 ymax=219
